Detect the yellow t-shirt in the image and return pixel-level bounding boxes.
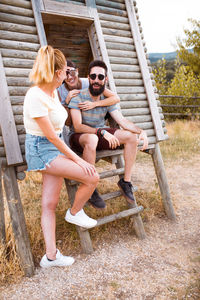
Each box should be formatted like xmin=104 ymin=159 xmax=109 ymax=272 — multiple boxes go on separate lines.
xmin=23 ymin=86 xmax=67 ymax=136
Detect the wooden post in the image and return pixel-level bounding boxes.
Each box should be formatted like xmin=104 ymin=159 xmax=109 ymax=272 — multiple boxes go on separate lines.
xmin=64 ymin=179 xmax=93 ymax=254
xmin=150 ymin=144 xmax=176 ymax=220
xmin=0 ymin=52 xmax=23 ymax=166
xmin=31 ymin=0 xmax=47 ymax=46
xmin=0 ymin=166 xmax=6 ymax=244
xmin=3 ymin=167 xmax=35 ymax=277
xmin=115 ymin=155 xmax=146 ymax=239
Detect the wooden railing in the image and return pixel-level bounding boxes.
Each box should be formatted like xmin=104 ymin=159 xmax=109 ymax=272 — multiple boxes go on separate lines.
xmin=159 ymin=95 xmax=200 ymax=119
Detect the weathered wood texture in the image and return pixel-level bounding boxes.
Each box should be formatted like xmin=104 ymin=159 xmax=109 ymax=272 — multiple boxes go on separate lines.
xmin=86 ymin=0 xmax=117 ymax=94
xmin=115 ymin=153 xmax=146 ymax=239
xmin=0 ymin=0 xmax=40 ymax=162
xmin=3 ymin=166 xmax=35 ymax=276
xmin=95 ymin=206 xmax=144 ymax=227
xmin=0 ymin=166 xmax=6 ymax=244
xmin=31 ymin=0 xmax=47 ymax=46
xmin=150 ymin=144 xmax=176 ymax=220
xmin=125 ymin=0 xmax=165 ymax=141
xmin=64 ymin=179 xmax=94 ymax=254
xmin=0 ymin=52 xmax=23 ymax=165
xmin=0 ymin=0 xmax=167 ymax=162
xmin=96 ymin=0 xmax=166 ymax=144
xmin=65 ymin=147 xmax=146 ymax=251
xmin=45 ymin=23 xmax=92 ymax=77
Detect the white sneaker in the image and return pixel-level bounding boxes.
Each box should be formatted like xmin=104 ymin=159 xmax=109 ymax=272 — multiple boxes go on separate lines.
xmin=65 ymin=209 xmax=97 ymax=229
xmin=40 ymin=249 xmax=74 ymax=268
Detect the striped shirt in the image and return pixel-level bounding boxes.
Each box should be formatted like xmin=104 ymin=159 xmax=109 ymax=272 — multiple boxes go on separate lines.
xmin=58 ymin=78 xmax=89 ymax=106
xmin=68 ymin=88 xmax=118 ymax=130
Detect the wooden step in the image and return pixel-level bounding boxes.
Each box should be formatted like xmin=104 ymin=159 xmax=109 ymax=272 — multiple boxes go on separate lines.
xmin=80 ymin=206 xmax=144 ymax=230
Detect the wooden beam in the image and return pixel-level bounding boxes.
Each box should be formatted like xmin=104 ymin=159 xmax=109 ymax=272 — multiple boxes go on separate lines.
xmin=64 ymin=179 xmax=93 ymax=254
xmin=42 ymin=0 xmax=93 ymax=26
xmin=0 ymin=166 xmax=6 ymax=244
xmin=3 ymin=166 xmax=35 ymax=276
xmin=0 ymin=52 xmax=23 ymax=166
xmin=115 ymin=154 xmax=146 ymax=239
xmin=86 ymin=0 xmax=117 ymax=94
xmin=125 ymin=0 xmax=165 ymax=141
xmin=150 ymin=144 xmax=176 ymax=220
xmin=31 ymin=0 xmax=47 ymax=46
xmin=87 ymin=23 xmax=101 ymax=60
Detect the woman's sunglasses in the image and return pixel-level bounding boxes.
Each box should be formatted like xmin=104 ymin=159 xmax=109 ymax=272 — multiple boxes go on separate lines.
xmin=66 ymin=69 xmax=77 ymax=77
xmin=89 ymin=73 xmax=105 ymax=81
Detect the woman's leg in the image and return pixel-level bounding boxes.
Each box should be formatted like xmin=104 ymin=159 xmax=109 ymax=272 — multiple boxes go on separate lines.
xmin=41 ymin=173 xmax=63 ymax=260
xmin=43 ymin=155 xmax=99 ymax=214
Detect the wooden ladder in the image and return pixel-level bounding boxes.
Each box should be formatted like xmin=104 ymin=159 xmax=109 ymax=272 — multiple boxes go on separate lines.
xmin=64 ymin=0 xmax=147 ymax=254
xmin=65 ymin=148 xmax=146 ymax=254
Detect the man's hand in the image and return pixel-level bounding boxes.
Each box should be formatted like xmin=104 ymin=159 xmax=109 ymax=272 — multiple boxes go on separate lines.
xmin=78 ymin=101 xmax=96 ymax=111
xmin=103 ymin=131 xmax=120 ymax=149
xmin=138 ymin=130 xmax=148 ymax=151
xmin=66 ymin=89 xmax=80 ymax=104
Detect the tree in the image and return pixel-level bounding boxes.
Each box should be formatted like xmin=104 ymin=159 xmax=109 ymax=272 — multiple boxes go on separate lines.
xmin=152 ymin=58 xmax=168 ymax=95
xmin=166 ymin=62 xmax=200 ymax=116
xmin=177 ymin=18 xmax=200 ymax=75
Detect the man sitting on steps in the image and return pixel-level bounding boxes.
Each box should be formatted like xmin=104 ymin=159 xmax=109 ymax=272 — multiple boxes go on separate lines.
xmin=68 ymin=60 xmax=148 ymax=209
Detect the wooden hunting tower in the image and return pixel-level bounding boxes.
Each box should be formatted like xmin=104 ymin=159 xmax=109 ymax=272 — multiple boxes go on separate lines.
xmin=0 ymin=0 xmax=176 ymax=277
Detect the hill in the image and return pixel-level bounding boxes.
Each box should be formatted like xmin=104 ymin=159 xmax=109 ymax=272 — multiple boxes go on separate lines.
xmin=149 ymin=51 xmax=177 ymax=63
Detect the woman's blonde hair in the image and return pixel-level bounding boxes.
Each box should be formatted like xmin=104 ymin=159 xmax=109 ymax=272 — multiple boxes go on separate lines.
xmin=29 ymin=45 xmax=66 ymax=84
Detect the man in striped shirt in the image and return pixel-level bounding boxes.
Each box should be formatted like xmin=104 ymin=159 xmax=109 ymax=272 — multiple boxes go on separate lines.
xmin=68 ymin=60 xmax=148 ymax=209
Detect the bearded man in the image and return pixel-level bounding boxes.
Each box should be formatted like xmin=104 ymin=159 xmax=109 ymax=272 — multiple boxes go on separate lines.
xmin=68 ymin=60 xmax=148 ymax=209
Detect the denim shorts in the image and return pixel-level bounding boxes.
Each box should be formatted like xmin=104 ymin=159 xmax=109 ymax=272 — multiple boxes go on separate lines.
xmin=25 ymin=133 xmax=63 ymax=171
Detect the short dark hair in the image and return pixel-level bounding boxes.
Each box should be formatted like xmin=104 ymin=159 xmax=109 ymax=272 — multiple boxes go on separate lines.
xmin=66 ymin=59 xmax=77 ymax=69
xmin=88 ymin=60 xmax=107 ymax=75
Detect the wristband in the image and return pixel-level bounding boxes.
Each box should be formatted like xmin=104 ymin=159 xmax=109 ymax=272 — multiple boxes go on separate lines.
xmin=97 ymin=128 xmax=102 ymax=137
xmin=101 ymin=130 xmax=106 ymax=137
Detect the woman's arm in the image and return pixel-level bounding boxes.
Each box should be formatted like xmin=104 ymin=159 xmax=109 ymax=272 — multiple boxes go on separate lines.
xmin=78 ymin=88 xmax=120 ymax=111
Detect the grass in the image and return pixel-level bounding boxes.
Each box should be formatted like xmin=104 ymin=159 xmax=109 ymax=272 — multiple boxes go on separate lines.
xmin=0 ymin=120 xmax=200 ymax=288
xmin=160 ymin=119 xmax=200 ymax=160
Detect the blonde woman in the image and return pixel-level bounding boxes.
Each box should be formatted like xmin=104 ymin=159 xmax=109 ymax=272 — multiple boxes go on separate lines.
xmin=23 ymin=45 xmax=99 ymax=268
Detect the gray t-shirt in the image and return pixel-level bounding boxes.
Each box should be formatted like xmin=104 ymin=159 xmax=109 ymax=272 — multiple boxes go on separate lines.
xmin=58 ymin=78 xmax=89 ymax=106
xmin=68 ymin=88 xmax=118 ymax=132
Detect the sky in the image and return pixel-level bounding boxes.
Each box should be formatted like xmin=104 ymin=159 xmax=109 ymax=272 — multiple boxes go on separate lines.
xmin=136 ymin=0 xmax=200 ymax=53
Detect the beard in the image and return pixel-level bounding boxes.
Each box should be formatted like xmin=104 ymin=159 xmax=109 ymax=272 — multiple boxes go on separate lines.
xmin=89 ymin=82 xmax=106 ymax=96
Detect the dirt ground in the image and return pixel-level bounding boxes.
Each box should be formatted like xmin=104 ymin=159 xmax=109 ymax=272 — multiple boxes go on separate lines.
xmin=0 ymin=154 xmax=200 ymax=299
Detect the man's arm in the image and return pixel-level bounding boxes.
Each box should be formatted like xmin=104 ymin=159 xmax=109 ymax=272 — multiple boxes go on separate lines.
xmin=78 ymin=88 xmax=120 ymax=111
xmin=109 ymin=110 xmax=141 ymax=133
xmin=70 ymin=108 xmax=96 ymax=134
xmin=109 ymin=110 xmax=148 ymax=150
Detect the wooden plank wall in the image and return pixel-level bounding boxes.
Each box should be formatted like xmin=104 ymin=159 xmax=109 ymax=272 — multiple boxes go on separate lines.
xmin=45 ymin=23 xmax=93 ymax=77
xmin=95 ymin=0 xmax=167 ymax=147
xmin=51 ymin=0 xmax=85 ymax=5
xmin=0 ymin=0 xmax=167 ymax=163
xmin=0 ymin=0 xmax=40 ymax=163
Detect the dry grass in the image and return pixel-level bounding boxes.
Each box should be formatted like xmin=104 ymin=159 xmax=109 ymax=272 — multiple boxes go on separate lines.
xmin=0 ymin=120 xmax=200 ymax=291
xmin=160 ymin=119 xmax=200 ymax=160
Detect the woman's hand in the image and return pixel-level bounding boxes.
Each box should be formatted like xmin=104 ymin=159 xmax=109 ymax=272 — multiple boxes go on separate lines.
xmin=138 ymin=130 xmax=148 ymax=151
xmin=65 ymin=89 xmax=80 ymax=104
xmin=103 ymin=131 xmax=120 ymax=149
xmin=76 ymin=158 xmax=97 ymax=176
xmin=78 ymin=101 xmax=97 ymax=111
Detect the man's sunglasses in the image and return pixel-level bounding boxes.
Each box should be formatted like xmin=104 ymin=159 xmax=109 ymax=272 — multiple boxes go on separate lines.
xmin=66 ymin=69 xmax=77 ymax=77
xmin=89 ymin=73 xmax=105 ymax=81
